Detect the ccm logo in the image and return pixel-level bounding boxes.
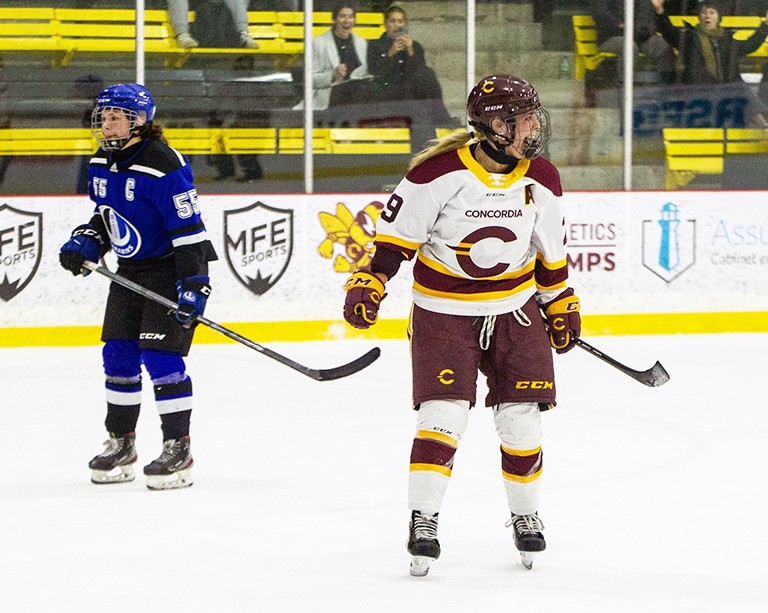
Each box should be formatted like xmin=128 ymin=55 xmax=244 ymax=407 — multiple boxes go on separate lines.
xmin=515 ymin=380 xmax=553 ymax=389
xmin=139 ymin=333 xmax=166 ymax=340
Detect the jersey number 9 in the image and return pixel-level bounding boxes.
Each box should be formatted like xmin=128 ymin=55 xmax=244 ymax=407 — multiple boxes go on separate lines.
xmin=381 ymin=193 xmax=403 ymax=223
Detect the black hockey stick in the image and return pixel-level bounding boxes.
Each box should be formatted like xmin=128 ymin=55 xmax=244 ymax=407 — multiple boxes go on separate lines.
xmin=82 ymin=262 xmax=380 ymax=381
xmin=574 ymin=337 xmax=670 ymax=387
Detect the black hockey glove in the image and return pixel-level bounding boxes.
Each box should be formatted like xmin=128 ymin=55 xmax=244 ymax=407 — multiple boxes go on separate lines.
xmin=59 ymin=225 xmax=107 ymax=276
xmin=174 ymin=275 xmax=212 ymax=328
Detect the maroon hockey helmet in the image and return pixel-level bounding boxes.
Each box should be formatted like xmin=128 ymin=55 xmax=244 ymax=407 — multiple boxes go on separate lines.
xmin=467 ymin=74 xmax=550 ymax=159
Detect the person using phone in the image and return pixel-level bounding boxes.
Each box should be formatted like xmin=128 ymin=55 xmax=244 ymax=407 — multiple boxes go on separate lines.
xmin=367 ymin=4 xmax=454 ymax=130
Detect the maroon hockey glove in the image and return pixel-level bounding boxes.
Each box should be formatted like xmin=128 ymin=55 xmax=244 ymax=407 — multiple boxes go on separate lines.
xmin=543 ymin=288 xmax=581 ymax=354
xmin=343 ymin=269 xmax=386 ymax=329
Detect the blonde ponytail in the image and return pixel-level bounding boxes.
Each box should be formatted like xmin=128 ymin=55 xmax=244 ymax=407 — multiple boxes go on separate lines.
xmin=408 ymin=130 xmax=477 ymax=171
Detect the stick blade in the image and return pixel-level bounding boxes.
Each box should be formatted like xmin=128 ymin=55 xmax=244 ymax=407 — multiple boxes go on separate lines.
xmin=312 ymin=347 xmax=381 ymax=381
xmin=638 ymin=361 xmax=671 ymax=387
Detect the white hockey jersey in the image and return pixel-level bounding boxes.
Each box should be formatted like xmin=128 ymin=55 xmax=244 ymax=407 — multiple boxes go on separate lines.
xmin=375 ymin=143 xmax=570 ymax=316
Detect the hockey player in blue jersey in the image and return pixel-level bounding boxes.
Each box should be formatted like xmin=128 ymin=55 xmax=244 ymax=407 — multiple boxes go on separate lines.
xmin=59 ymin=83 xmax=218 ymax=490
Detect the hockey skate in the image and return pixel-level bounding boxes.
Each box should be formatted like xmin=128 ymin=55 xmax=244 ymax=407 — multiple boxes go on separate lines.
xmin=407 ymin=510 xmax=440 ymax=577
xmin=89 ymin=432 xmax=137 ymax=484
xmin=506 ymin=512 xmax=546 ymax=570
xmin=143 ymin=436 xmax=193 ymax=490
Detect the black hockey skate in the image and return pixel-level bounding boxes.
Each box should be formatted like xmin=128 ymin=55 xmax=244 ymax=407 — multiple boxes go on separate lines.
xmin=89 ymin=432 xmax=137 ymax=484
xmin=143 ymin=436 xmax=193 ymax=490
xmin=506 ymin=512 xmax=546 ymax=569
xmin=407 ymin=510 xmax=440 ymax=577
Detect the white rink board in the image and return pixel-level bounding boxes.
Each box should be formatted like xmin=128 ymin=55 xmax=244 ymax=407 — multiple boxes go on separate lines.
xmin=562 ymin=191 xmax=768 ymax=313
xmin=0 ymin=191 xmax=766 ymax=328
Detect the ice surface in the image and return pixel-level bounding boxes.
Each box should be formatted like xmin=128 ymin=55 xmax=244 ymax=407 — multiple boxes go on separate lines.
xmin=1 ymin=334 xmax=766 ymax=612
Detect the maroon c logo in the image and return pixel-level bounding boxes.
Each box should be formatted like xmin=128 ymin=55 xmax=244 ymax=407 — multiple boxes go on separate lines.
xmin=449 ymin=226 xmax=517 ymax=277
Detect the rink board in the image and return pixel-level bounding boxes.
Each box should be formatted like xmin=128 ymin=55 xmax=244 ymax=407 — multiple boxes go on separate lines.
xmin=1 ymin=191 xmax=766 ymax=345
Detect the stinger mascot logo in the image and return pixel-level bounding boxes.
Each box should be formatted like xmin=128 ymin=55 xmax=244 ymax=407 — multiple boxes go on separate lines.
xmin=318 ymin=201 xmax=383 ymax=273
xmin=224 ymin=201 xmax=293 ymax=296
xmin=0 ymin=204 xmax=42 ymax=301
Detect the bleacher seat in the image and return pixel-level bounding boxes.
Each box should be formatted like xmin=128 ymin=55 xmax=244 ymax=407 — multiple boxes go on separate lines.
xmin=0 ymin=8 xmax=386 ymax=68
xmin=0 ymin=127 xmax=411 ymax=157
xmin=662 ymin=127 xmax=768 ymax=188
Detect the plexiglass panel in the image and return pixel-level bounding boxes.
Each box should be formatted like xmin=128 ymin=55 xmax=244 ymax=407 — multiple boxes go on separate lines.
xmin=2 ymin=0 xmax=767 ymax=194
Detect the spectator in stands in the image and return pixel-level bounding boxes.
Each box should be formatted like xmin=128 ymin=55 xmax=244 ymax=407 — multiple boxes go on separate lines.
xmin=594 ymin=0 xmax=676 ymax=84
xmin=294 ymin=1 xmax=376 ymax=111
xmin=651 ymin=0 xmax=768 ymax=85
xmin=168 ymin=0 xmax=258 ymax=49
xmin=651 ymin=0 xmax=768 ymax=126
xmin=367 ymin=4 xmax=454 ymax=123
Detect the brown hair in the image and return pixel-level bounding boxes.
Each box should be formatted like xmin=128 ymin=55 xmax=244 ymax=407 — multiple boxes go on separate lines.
xmin=332 ymin=1 xmax=357 ymax=19
xmin=384 ymin=5 xmax=406 ymax=20
xmin=143 ymin=121 xmax=168 ymax=145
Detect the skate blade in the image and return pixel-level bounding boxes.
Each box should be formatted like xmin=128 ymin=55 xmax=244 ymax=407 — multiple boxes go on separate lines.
xmin=410 ymin=556 xmax=434 ymax=577
xmin=520 ymin=552 xmax=536 ymax=570
xmin=145 ymin=468 xmax=193 ymax=491
xmin=90 ymin=464 xmax=135 ymax=484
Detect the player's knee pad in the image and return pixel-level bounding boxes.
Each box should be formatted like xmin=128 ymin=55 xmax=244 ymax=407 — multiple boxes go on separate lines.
xmin=493 ymin=402 xmax=542 ymax=450
xmin=495 ymin=403 xmax=543 ymax=492
xmin=142 ymin=349 xmax=192 ymax=416
xmin=416 ymin=399 xmax=470 ymax=443
xmin=410 ymin=400 xmax=469 ymax=492
xmin=141 ymin=349 xmax=186 ymax=383
xmin=102 ymin=339 xmax=141 ymax=378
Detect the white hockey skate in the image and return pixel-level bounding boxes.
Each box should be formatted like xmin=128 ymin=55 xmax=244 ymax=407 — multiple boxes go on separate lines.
xmin=89 ymin=433 xmax=137 ymax=484
xmin=407 ymin=511 xmax=440 ymax=577
xmin=143 ymin=436 xmax=194 ymax=491
xmin=506 ymin=513 xmax=546 ymax=570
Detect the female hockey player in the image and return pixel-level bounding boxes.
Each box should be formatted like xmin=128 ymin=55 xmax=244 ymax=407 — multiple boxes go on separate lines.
xmin=343 ymin=75 xmax=580 ymax=575
xmin=59 ymin=83 xmax=217 ymax=490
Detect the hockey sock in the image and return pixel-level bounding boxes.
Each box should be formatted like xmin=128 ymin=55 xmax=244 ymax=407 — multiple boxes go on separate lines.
xmin=160 ymin=409 xmax=191 ymax=441
xmin=104 ymin=375 xmax=142 ymax=436
xmin=152 ymin=374 xmax=193 ymax=441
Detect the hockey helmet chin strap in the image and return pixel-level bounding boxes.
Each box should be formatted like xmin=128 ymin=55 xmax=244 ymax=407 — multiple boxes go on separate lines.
xmin=480 ymin=138 xmax=521 ymax=165
xmin=478 ymin=118 xmax=539 ymax=164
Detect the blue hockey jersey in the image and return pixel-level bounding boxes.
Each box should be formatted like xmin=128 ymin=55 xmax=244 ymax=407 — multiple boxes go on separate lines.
xmin=87 ymin=137 xmax=217 ymax=278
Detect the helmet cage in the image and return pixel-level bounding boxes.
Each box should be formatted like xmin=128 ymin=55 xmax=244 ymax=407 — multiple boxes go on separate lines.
xmin=497 ymin=106 xmax=551 ymax=160
xmin=91 ymin=106 xmax=142 ymax=151
xmin=90 ymin=83 xmax=156 ymax=151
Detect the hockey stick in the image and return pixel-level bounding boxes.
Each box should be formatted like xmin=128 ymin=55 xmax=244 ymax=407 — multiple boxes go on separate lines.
xmin=573 ymin=337 xmax=670 ymax=387
xmin=81 ymin=262 xmax=380 ymax=381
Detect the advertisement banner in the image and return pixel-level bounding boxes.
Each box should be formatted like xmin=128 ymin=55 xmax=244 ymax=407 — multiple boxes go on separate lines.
xmin=1 ymin=191 xmax=766 ymax=335
xmin=564 ymin=191 xmax=768 ymax=314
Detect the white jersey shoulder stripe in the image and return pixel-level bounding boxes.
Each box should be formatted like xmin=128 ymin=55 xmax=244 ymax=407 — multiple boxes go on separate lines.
xmin=172 ymin=230 xmax=208 ymax=247
xmin=127 ymin=164 xmax=165 ymax=177
xmin=169 ymin=146 xmax=187 ymax=166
